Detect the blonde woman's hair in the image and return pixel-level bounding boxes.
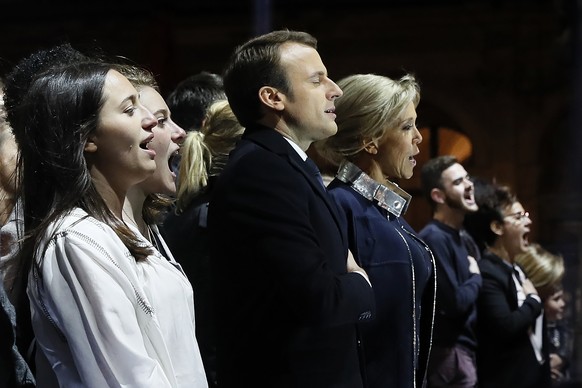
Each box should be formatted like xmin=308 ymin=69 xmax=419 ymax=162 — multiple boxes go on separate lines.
xmin=515 ymin=243 xmax=565 ymax=299
xmin=315 ymin=73 xmax=419 ymax=167
xmin=176 ymin=131 xmax=210 ymax=213
xmin=201 ymin=100 xmax=245 ymax=176
xmin=175 ymin=100 xmax=244 ymax=212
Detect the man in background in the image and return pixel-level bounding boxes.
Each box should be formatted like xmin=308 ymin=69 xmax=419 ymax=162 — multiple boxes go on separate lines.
xmin=419 ymin=155 xmax=481 ymax=387
xmin=166 ymin=71 xmax=226 ymax=132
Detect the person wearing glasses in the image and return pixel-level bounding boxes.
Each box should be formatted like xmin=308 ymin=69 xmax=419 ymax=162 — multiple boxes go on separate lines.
xmin=464 ymin=179 xmax=551 ymax=388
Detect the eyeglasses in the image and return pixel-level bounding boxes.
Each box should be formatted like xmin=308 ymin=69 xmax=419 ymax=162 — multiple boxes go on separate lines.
xmin=504 ymin=211 xmax=530 ymax=221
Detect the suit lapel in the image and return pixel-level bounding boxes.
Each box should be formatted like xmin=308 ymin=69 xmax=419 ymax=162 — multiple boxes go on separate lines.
xmin=490 ymin=254 xmax=519 ymax=308
xmin=287 ymin=155 xmax=343 ymax=227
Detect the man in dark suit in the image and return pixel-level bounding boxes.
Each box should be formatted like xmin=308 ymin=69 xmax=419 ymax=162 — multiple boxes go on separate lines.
xmin=207 ymin=30 xmax=375 ymax=388
xmin=464 ymin=181 xmax=551 ymax=388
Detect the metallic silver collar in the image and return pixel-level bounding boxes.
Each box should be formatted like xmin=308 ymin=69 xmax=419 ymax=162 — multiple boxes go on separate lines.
xmin=336 ymin=161 xmax=412 ymax=217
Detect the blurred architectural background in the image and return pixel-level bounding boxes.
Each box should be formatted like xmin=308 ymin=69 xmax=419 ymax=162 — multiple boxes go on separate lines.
xmin=1 ymin=0 xmax=580 ymax=384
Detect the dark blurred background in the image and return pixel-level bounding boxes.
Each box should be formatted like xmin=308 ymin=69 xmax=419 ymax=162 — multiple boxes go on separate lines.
xmin=1 ymin=0 xmax=581 ymax=383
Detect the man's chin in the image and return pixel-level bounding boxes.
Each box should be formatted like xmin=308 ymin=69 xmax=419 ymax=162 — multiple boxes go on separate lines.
xmin=466 ymin=205 xmax=479 ymax=213
xmin=323 ymin=125 xmax=338 ymax=138
xmin=313 ymin=129 xmax=337 ymax=143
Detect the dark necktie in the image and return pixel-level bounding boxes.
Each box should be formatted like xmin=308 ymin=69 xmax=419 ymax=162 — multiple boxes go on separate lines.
xmin=512 ymin=266 xmax=524 ymax=286
xmin=305 ymin=158 xmax=326 ymax=188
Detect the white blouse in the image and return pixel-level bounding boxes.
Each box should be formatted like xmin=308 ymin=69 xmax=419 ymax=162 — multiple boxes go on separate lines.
xmin=28 ymin=208 xmax=207 ymax=388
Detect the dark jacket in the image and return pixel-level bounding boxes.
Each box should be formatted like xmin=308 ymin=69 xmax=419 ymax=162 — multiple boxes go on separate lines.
xmin=476 ymin=251 xmax=551 ymax=388
xmin=0 ymin=275 xmax=35 ymax=388
xmin=208 ymin=125 xmax=375 ymax=388
xmin=163 ymin=178 xmax=217 ymax=388
xmin=327 ymin=178 xmax=436 ymax=388
xmin=419 ymin=220 xmax=481 ymax=351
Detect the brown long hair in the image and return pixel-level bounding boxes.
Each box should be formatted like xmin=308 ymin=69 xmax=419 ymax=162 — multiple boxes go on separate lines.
xmin=12 ymin=63 xmax=153 ymax=306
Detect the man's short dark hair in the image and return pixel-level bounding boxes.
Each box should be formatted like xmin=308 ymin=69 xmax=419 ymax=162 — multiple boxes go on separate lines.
xmin=420 ymin=155 xmax=458 ymax=204
xmin=464 ymin=179 xmax=516 ymax=253
xmin=223 ymin=30 xmax=317 ymax=127
xmin=166 ymin=71 xmax=226 ymax=131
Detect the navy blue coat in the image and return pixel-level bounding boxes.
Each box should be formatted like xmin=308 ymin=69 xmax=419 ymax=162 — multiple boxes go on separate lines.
xmin=208 ymin=125 xmax=375 ymax=388
xmin=327 ymin=179 xmax=436 ymax=388
xmin=419 ymin=221 xmax=481 ymax=352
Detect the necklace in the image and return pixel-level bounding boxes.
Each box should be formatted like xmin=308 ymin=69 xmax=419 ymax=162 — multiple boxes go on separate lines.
xmin=336 ymin=161 xmax=412 ymax=217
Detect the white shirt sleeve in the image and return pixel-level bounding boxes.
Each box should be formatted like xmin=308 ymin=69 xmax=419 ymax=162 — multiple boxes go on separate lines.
xmin=29 ymin=216 xmax=176 ymax=388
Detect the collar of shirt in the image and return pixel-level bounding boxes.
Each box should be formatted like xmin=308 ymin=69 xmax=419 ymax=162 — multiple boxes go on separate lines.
xmin=282 ymin=137 xmax=308 ymax=161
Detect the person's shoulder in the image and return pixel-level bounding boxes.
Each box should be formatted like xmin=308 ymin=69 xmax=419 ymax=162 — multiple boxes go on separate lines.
xmin=41 ymin=210 xmax=140 ymax=276
xmin=327 ymin=180 xmax=358 ymax=200
xmin=227 ymin=140 xmax=293 ymax=176
xmin=55 ymin=209 xmax=109 ymax=233
xmin=478 ymin=252 xmax=504 ymax=274
xmin=47 ymin=209 xmax=125 ymax=251
xmin=418 ymin=220 xmax=443 ymax=238
xmin=418 ymin=220 xmax=451 ymax=245
xmin=327 ymin=180 xmax=368 ymax=210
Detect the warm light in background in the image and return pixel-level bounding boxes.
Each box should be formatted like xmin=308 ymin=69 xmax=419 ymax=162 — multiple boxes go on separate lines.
xmin=403 ymin=126 xmax=473 ymax=193
xmin=418 ymin=126 xmax=472 ymax=165
xmin=398 ymin=125 xmax=474 ymax=233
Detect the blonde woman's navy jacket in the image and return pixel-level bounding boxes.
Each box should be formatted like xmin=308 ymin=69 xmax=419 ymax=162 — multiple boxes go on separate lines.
xmin=208 ymin=125 xmax=375 ymax=388
xmin=327 ymin=178 xmax=436 ymax=388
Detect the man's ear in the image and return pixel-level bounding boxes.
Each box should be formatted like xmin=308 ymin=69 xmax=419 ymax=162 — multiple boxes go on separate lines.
xmin=490 ymin=220 xmax=504 ymax=236
xmin=430 ymin=188 xmax=446 ymax=205
xmin=258 ymin=86 xmax=284 ymax=111
xmin=84 ymin=135 xmax=97 ymax=153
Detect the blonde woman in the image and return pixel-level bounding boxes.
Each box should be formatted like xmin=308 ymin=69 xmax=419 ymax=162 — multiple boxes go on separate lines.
xmin=118 ymin=64 xmax=208 ymax=387
xmin=316 ymin=73 xmax=435 ymax=388
xmin=163 ymin=100 xmax=244 ymax=388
